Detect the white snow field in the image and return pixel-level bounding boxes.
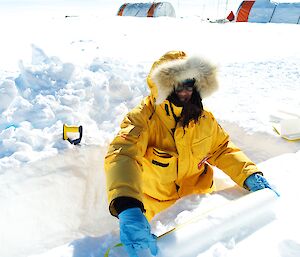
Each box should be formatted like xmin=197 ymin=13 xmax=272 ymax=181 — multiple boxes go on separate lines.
xmin=0 ymin=1 xmax=300 ymax=257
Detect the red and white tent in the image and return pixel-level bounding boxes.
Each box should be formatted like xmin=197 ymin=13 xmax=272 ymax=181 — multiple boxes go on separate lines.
xmin=117 ymin=2 xmax=176 ymax=17
xmin=236 ymin=0 xmax=300 ymax=23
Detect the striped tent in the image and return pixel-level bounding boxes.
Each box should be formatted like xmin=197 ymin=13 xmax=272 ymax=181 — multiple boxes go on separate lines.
xmin=117 ymin=2 xmax=176 ymax=17
xmin=236 ymin=0 xmax=300 ymax=24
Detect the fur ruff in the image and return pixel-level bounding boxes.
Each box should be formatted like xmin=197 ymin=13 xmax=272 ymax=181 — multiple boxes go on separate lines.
xmin=151 ymin=56 xmax=218 ymax=104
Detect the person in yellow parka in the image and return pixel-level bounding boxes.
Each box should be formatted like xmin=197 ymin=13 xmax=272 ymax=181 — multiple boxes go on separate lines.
xmin=104 ymin=50 xmax=278 ymax=257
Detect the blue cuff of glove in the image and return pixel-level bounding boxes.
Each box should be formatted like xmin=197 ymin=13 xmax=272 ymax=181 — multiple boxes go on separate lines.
xmin=244 ymin=173 xmax=265 ymax=191
xmin=119 ymin=207 xmax=143 ymax=218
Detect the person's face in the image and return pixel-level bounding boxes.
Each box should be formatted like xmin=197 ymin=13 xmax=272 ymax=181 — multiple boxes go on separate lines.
xmin=174 ymin=78 xmax=195 ymax=103
xmin=175 ymin=89 xmax=193 ymax=103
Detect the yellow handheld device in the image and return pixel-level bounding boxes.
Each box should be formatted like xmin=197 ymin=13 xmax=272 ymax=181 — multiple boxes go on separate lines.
xmin=63 ymin=124 xmax=83 ymax=145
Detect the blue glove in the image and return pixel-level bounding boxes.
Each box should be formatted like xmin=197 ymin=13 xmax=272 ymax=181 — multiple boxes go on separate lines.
xmin=119 ymin=207 xmax=158 ymax=257
xmin=245 ymin=173 xmax=280 ymax=196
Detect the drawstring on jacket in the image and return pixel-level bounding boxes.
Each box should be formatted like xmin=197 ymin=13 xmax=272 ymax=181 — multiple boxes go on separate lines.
xmin=148 ymin=102 xmax=156 ymax=120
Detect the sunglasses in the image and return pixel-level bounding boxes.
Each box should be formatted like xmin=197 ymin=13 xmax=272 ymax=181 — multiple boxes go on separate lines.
xmin=175 ymin=78 xmax=196 ymax=92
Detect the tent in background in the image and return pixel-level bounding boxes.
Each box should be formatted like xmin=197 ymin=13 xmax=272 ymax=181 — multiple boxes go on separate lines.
xmin=236 ymin=0 xmax=300 ymax=24
xmin=117 ymin=2 xmax=176 ymax=17
xmin=236 ymin=1 xmax=255 ymax=22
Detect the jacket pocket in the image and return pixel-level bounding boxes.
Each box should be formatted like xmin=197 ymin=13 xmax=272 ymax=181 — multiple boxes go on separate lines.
xmin=143 ymin=147 xmax=177 ymax=184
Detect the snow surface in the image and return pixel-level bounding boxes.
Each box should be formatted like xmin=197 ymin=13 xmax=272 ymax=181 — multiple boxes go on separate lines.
xmin=0 ymin=1 xmax=300 ymax=257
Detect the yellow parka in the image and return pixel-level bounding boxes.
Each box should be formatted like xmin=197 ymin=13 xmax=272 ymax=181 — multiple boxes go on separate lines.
xmin=105 ymin=51 xmax=259 ymax=220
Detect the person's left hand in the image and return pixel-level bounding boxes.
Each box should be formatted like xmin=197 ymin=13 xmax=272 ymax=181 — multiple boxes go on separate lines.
xmin=119 ymin=208 xmax=158 ymax=257
xmin=245 ymin=173 xmax=280 ymax=197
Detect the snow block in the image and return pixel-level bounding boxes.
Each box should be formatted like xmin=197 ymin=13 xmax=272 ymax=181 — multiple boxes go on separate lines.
xmin=156 ymin=189 xmax=278 ymax=257
xmin=270 ymin=109 xmax=300 ymax=141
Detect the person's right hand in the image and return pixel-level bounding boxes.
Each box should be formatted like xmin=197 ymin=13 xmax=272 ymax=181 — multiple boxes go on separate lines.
xmin=245 ymin=173 xmax=280 ymax=196
xmin=119 ymin=207 xmax=158 ymax=257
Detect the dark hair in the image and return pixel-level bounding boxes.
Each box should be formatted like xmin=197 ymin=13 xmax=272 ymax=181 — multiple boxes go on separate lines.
xmin=167 ymin=88 xmax=203 ymax=128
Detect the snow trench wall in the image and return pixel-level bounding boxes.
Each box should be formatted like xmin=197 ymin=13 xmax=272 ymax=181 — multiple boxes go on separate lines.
xmin=117 ymin=2 xmax=176 ymax=17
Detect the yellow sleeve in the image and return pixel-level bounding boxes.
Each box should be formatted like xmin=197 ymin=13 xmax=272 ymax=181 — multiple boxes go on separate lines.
xmin=207 ymin=112 xmax=260 ymax=187
xmin=104 ymin=102 xmax=150 ymax=216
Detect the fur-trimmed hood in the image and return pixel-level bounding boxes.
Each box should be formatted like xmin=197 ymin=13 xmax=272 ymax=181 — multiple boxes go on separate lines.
xmin=147 ymin=51 xmax=219 ymax=105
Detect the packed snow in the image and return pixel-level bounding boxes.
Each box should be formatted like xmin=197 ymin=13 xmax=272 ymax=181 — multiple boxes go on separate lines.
xmin=0 ymin=1 xmax=300 ymax=257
